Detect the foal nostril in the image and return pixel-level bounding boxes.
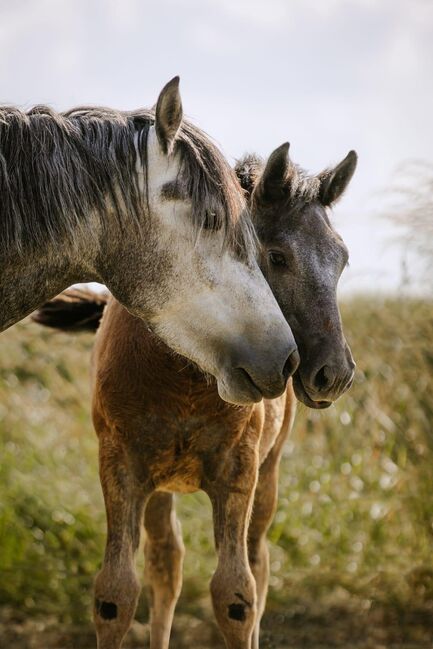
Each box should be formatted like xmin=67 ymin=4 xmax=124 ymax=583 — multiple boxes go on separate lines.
xmin=313 ymin=365 xmax=335 ymax=392
xmin=283 ymin=349 xmax=300 ymax=381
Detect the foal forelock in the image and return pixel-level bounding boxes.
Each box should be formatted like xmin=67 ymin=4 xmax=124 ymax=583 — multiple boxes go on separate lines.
xmin=0 ymin=104 xmax=255 ymax=261
xmin=235 ymin=154 xmax=322 ymax=207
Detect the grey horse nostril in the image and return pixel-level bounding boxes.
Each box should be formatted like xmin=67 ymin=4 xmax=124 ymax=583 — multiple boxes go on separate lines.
xmin=313 ymin=365 xmax=334 ymax=391
xmin=283 ymin=349 xmax=300 ymax=380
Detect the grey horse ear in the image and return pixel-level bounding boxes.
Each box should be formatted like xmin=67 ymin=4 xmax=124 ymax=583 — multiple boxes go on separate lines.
xmin=258 ymin=142 xmax=291 ymax=201
xmin=319 ymin=150 xmax=358 ymax=206
xmin=155 ymin=76 xmax=183 ymax=155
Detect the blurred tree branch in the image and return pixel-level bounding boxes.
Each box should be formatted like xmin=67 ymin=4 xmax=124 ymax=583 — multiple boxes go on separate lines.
xmin=385 ymin=161 xmax=433 ymax=290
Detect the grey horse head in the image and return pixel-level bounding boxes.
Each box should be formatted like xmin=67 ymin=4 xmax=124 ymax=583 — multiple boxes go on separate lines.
xmin=237 ymin=144 xmax=357 ymax=408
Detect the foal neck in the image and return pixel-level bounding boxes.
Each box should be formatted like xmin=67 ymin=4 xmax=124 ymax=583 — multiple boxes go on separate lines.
xmin=94 ymin=299 xmax=254 ymax=428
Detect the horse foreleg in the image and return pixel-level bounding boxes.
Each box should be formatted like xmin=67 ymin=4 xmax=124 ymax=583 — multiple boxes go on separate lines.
xmin=94 ymin=433 xmax=149 ymax=649
xmin=248 ymin=449 xmax=281 ymax=649
xmin=206 ymin=445 xmax=259 ymax=649
xmin=144 ymin=492 xmax=185 ymax=649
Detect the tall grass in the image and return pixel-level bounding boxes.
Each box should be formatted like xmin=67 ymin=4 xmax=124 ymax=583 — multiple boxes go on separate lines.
xmin=0 ymin=297 xmax=432 ymax=625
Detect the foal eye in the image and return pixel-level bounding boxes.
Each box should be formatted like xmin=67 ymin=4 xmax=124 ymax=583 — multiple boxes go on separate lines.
xmin=268 ymin=251 xmax=287 ymax=267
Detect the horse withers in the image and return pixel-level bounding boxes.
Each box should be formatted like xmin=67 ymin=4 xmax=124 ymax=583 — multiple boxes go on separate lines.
xmin=34 ymin=144 xmax=357 ymax=649
xmin=0 ymin=78 xmax=296 ymax=404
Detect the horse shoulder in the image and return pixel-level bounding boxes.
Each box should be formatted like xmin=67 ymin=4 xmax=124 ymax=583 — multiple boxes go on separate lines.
xmin=91 ymin=298 xmax=157 ymax=428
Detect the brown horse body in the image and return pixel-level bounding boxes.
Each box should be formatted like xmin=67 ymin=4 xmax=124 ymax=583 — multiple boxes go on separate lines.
xmin=34 ymin=144 xmax=358 ymax=648
xmin=92 ymin=296 xmax=295 ymax=649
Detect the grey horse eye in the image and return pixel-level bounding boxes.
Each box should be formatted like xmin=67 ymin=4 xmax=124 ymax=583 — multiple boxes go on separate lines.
xmin=203 ymin=210 xmax=220 ymax=230
xmin=268 ymin=251 xmax=287 ymax=267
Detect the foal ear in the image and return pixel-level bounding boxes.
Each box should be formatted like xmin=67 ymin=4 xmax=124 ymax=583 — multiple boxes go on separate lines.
xmin=155 ymin=76 xmax=183 ymax=155
xmin=257 ymin=142 xmax=290 ymax=202
xmin=319 ymin=150 xmax=357 ymax=206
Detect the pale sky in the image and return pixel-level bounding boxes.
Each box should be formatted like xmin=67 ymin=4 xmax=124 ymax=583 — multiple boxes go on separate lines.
xmin=1 ymin=0 xmax=432 ymax=294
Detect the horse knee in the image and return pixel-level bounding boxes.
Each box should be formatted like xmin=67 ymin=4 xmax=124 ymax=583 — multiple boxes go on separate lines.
xmin=94 ymin=564 xmax=141 ymax=627
xmin=210 ymin=563 xmax=257 ymax=647
xmin=211 ymin=571 xmax=256 ymax=622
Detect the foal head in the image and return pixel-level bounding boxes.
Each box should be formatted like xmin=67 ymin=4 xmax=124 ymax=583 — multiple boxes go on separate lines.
xmin=238 ymin=144 xmax=357 ymax=408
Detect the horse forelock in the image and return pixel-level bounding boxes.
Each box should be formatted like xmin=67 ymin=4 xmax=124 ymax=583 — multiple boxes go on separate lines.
xmin=285 ymin=164 xmax=322 ymax=205
xmin=0 ymin=103 xmax=255 ymax=261
xmin=234 ymin=153 xmax=264 ymax=196
xmin=236 ymin=153 xmax=322 ymax=208
xmin=174 ymin=120 xmax=257 ymax=263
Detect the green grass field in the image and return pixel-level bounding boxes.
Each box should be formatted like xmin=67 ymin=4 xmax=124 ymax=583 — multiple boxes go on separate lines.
xmin=0 ymin=296 xmax=432 ymax=646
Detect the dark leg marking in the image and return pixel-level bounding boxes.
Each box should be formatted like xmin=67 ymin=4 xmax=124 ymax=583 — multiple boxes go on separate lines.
xmin=95 ymin=598 xmax=118 ymax=620
xmin=228 ymin=603 xmax=246 ymax=621
xmin=228 ymin=591 xmax=253 ymax=621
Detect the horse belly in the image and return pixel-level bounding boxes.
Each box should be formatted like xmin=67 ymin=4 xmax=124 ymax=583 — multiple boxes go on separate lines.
xmin=150 ymin=453 xmax=203 ymax=494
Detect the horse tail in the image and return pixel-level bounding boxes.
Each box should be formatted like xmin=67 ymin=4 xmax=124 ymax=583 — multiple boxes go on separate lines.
xmin=32 ymin=287 xmax=108 ymax=332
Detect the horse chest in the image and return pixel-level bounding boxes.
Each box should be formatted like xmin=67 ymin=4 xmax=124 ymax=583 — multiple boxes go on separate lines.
xmin=124 ymin=400 xmax=253 ymax=494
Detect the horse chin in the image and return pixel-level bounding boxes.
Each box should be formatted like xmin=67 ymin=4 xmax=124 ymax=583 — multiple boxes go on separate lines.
xmin=217 ymin=369 xmax=264 ymax=406
xmin=292 ymin=373 xmax=333 ymax=410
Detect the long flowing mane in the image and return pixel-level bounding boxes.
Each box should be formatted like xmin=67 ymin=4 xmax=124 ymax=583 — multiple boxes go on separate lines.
xmin=0 ymin=105 xmax=255 ymax=259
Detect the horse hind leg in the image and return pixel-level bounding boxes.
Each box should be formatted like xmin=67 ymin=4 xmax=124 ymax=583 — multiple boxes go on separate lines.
xmin=248 ymin=447 xmax=283 ymax=649
xmin=94 ymin=432 xmax=150 ymax=649
xmin=206 ymin=444 xmax=259 ymax=649
xmin=144 ymin=492 xmax=185 ymax=649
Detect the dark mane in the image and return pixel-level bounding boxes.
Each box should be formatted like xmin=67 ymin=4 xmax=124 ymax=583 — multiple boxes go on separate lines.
xmin=235 ymin=153 xmax=322 ymax=206
xmin=0 ymin=105 xmax=254 ymax=259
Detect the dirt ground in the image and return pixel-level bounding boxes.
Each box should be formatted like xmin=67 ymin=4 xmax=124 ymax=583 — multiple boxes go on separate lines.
xmin=1 ymin=604 xmax=433 ymax=649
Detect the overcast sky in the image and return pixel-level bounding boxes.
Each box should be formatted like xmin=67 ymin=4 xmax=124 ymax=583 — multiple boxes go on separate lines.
xmin=1 ymin=0 xmax=432 ymax=294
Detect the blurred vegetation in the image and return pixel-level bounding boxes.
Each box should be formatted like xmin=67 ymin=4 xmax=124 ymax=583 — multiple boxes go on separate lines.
xmin=0 ymin=296 xmax=433 ymax=631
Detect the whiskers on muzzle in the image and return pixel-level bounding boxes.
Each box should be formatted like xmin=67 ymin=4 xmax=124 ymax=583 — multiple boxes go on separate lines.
xmin=324 ymin=365 xmax=355 ymax=402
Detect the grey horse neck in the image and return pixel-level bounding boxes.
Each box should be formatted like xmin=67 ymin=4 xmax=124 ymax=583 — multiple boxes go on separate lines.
xmin=0 ymin=105 xmax=255 ymax=332
xmin=0 ymin=105 xmax=147 ymax=331
xmin=0 ymin=249 xmax=89 ymax=332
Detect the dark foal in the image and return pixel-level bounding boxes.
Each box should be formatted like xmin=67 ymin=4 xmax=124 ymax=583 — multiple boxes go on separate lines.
xmin=34 ymin=144 xmax=357 ymax=649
